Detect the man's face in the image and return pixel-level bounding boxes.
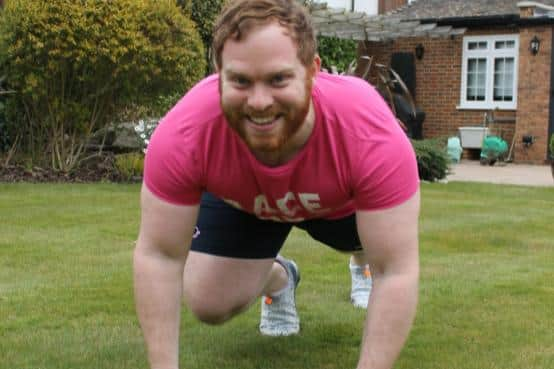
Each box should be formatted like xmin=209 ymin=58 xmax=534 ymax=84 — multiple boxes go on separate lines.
xmin=219 ymin=22 xmax=317 ymax=156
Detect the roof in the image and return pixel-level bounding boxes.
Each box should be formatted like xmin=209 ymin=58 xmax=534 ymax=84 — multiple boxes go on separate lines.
xmin=390 ymin=0 xmax=554 ymax=21
xmin=309 ymin=1 xmax=554 ymax=41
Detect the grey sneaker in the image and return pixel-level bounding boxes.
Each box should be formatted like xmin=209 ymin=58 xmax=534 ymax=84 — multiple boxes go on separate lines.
xmin=259 ymin=255 xmax=300 ymax=336
xmin=350 ymin=262 xmax=372 ymax=309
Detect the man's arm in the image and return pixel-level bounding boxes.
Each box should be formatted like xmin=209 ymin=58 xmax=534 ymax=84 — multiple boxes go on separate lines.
xmin=134 ymin=185 xmax=199 ymax=369
xmin=355 ymin=189 xmax=420 ymax=369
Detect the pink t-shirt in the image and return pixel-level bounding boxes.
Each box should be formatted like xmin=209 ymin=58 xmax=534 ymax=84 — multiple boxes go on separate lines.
xmin=144 ymin=72 xmax=419 ymax=222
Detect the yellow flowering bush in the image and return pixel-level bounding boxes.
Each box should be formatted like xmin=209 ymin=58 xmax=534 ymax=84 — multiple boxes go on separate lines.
xmin=0 ymin=0 xmax=205 ymax=171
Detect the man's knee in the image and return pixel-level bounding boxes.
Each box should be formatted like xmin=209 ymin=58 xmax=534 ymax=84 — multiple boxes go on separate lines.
xmin=184 ymin=290 xmax=254 ymax=325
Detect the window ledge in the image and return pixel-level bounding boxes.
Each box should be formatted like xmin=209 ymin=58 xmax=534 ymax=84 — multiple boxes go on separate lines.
xmin=456 ymin=103 xmax=517 ymax=111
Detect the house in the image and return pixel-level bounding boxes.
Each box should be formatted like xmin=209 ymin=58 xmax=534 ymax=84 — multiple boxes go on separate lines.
xmin=311 ymin=0 xmax=554 ymax=164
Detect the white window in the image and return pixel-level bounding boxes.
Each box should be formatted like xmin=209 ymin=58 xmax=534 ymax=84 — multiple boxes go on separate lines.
xmin=459 ymin=35 xmax=519 ymax=110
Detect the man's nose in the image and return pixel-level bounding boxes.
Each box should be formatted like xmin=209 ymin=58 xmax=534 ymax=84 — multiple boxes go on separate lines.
xmin=247 ymin=84 xmax=273 ymax=111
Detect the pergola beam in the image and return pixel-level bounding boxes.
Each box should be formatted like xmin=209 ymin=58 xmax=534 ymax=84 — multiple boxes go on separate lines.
xmin=308 ymin=2 xmax=466 ymax=42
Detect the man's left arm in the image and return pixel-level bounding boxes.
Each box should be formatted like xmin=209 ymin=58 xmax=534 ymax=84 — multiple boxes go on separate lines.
xmin=355 ymin=189 xmax=420 ymax=369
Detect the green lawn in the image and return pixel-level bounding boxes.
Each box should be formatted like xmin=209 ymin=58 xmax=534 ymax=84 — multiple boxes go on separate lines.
xmin=1 ymin=182 xmax=552 ymax=369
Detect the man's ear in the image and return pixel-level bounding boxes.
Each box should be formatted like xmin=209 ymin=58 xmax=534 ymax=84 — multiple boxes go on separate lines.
xmin=310 ymin=55 xmax=321 ymax=81
xmin=313 ymin=55 xmax=321 ymax=73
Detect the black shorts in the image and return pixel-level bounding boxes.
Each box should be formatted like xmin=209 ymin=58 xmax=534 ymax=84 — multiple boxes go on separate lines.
xmin=190 ymin=192 xmax=362 ymax=259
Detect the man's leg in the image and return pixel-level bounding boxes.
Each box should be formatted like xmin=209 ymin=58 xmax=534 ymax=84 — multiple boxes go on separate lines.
xmin=182 ymin=192 xmax=299 ymax=334
xmin=296 ymin=215 xmax=372 ymax=308
xmin=182 ymin=252 xmax=287 ymax=324
xmin=183 ymin=252 xmax=301 ymax=335
xmin=349 ymin=250 xmax=373 ymax=309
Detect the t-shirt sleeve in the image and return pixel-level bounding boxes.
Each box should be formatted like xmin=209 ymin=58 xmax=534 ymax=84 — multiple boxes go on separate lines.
xmin=143 ymin=117 xmax=203 ymax=206
xmin=350 ymin=87 xmax=420 ymax=211
xmin=353 ymin=133 xmax=419 ymax=211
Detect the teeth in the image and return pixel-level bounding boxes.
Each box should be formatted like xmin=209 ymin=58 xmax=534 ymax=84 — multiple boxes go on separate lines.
xmin=249 ymin=116 xmax=276 ymax=125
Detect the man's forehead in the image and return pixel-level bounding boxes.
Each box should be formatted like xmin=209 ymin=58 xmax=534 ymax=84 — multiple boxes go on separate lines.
xmin=218 ymin=20 xmax=307 ymax=75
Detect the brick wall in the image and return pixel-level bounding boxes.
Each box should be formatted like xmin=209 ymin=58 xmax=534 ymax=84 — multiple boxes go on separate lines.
xmin=515 ymin=27 xmax=552 ymax=164
xmin=379 ymin=0 xmax=407 ymax=14
xmin=359 ymin=25 xmax=551 ymax=163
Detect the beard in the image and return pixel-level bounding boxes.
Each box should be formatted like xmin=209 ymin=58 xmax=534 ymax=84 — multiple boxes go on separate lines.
xmin=220 ymin=76 xmax=313 ymax=155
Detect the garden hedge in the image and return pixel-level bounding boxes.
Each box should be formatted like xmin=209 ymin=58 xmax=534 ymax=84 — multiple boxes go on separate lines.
xmin=411 ymin=138 xmax=450 ymax=182
xmin=177 ymin=0 xmax=227 ymax=74
xmin=0 ymin=0 xmax=205 ymax=170
xmin=317 ymin=36 xmax=358 ymax=73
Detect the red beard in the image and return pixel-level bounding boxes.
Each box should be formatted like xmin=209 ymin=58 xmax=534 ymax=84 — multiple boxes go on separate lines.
xmin=221 ymin=76 xmax=313 ymax=155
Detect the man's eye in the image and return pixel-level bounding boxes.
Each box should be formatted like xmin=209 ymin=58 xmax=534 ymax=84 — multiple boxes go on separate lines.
xmin=271 ymin=75 xmax=286 ymax=85
xmin=234 ymin=77 xmax=250 ymax=86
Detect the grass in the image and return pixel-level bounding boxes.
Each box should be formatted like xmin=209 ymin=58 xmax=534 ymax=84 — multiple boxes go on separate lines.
xmin=0 ymin=182 xmax=552 ymax=369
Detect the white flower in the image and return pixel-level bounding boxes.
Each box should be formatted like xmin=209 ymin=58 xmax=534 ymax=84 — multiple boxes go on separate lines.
xmin=133 ymin=118 xmax=160 ymax=153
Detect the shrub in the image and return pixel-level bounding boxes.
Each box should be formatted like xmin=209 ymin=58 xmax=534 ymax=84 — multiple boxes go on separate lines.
xmin=114 ymin=152 xmax=144 ymax=181
xmin=147 ymin=92 xmax=183 ymax=120
xmin=411 ymin=138 xmax=450 ymax=182
xmin=115 ymin=91 xmax=182 ymax=125
xmin=177 ymin=0 xmax=227 ymax=74
xmin=549 ymin=133 xmax=554 ymax=159
xmin=0 ymin=77 xmax=19 ymax=159
xmin=0 ymin=90 xmax=9 ymax=153
xmin=317 ymin=36 xmax=358 ymax=73
xmin=0 ymin=0 xmax=205 ymax=171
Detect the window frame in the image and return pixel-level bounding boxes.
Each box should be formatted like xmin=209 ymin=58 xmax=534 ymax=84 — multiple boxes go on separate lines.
xmin=459 ymin=34 xmax=519 ymax=110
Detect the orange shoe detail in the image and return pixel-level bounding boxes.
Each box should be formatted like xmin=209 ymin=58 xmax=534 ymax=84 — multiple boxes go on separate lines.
xmin=264 ymin=296 xmax=273 ymax=305
xmin=364 ymin=268 xmax=371 ymax=278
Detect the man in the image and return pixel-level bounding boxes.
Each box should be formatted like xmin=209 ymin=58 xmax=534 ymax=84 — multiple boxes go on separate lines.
xmin=134 ymin=0 xmax=420 ymax=368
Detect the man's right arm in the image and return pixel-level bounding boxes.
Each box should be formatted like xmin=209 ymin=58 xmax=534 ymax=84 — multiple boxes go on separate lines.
xmin=134 ymin=185 xmax=199 ymax=369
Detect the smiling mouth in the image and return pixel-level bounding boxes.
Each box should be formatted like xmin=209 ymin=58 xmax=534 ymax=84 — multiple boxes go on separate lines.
xmin=248 ymin=115 xmax=281 ymax=125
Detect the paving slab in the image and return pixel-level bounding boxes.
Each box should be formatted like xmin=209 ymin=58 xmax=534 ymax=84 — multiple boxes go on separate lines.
xmin=446 ymin=160 xmax=553 ymax=187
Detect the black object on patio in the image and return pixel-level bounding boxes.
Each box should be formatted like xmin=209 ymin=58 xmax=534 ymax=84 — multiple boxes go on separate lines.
xmin=390 ymin=52 xmax=425 ymax=140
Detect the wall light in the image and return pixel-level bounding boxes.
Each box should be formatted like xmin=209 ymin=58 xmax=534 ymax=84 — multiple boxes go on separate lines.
xmin=415 ymin=43 xmax=424 ymax=60
xmin=530 ymin=36 xmax=540 ymax=55
xmin=522 ymin=135 xmax=535 ymax=147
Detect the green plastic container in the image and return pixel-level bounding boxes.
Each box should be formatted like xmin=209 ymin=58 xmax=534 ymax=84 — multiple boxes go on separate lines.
xmin=480 ymin=136 xmax=508 ymax=165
